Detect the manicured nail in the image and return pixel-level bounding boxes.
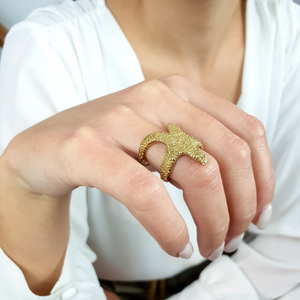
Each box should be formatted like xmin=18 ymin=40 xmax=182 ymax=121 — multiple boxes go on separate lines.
xmin=208 ymin=242 xmax=224 ymax=261
xmin=178 ymin=241 xmax=194 ymax=259
xmin=224 ymin=233 xmax=245 ymax=253
xmin=257 ymin=204 xmax=272 ymax=230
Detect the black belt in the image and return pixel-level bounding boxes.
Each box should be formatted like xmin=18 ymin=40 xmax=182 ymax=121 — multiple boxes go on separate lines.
xmin=99 ymin=251 xmax=235 ymax=300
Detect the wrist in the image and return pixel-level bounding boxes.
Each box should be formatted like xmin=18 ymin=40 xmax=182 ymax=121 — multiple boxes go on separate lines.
xmin=0 ymin=142 xmax=71 ymax=201
xmin=0 ymin=153 xmax=71 ymax=296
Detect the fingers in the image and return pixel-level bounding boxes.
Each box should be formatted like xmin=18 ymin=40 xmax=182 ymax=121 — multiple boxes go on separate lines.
xmin=127 ymin=81 xmax=257 ymax=245
xmin=160 ymin=75 xmax=275 ymax=227
xmin=169 ymin=154 xmax=229 ymax=258
xmin=147 ymin=126 xmax=255 ymax=246
xmin=61 ymin=133 xmax=189 ymax=257
xmin=141 ymin=141 xmax=231 ymax=258
xmin=62 ymin=78 xmax=274 ymax=259
xmin=106 ymin=115 xmax=229 ymax=259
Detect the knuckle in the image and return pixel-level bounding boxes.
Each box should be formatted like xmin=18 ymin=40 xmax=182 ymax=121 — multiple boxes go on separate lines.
xmin=63 ymin=125 xmax=96 ymax=156
xmin=60 ymin=125 xmax=107 ymax=167
xmin=199 ymin=158 xmax=221 ymax=188
xmin=59 ymin=125 xmax=100 ymax=185
xmin=246 ymin=114 xmax=266 ymax=139
xmin=106 ymin=103 xmax=133 ymax=119
xmin=100 ymin=104 xmax=134 ymax=135
xmin=125 ymin=171 xmax=163 ymax=213
xmin=234 ymin=140 xmax=251 ymax=162
xmin=165 ymin=74 xmax=186 ymax=85
xmin=139 ymin=79 xmax=169 ymax=96
xmin=180 ymin=156 xmax=220 ymax=189
xmin=225 ymin=135 xmax=251 ymax=164
xmin=59 ymin=126 xmax=97 ymax=177
xmin=72 ymin=125 xmax=96 ymax=141
xmin=162 ymin=74 xmax=192 ymax=100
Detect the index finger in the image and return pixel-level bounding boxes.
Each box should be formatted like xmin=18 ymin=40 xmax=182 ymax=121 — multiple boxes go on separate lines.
xmin=64 ymin=136 xmax=191 ymax=258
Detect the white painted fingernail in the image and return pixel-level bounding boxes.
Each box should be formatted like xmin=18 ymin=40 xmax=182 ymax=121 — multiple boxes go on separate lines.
xmin=208 ymin=242 xmax=224 ymax=261
xmin=257 ymin=204 xmax=272 ymax=230
xmin=224 ymin=233 xmax=245 ymax=253
xmin=178 ymin=241 xmax=194 ymax=259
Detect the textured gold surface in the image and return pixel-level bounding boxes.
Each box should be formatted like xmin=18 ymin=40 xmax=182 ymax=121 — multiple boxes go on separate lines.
xmin=138 ymin=123 xmax=207 ymax=182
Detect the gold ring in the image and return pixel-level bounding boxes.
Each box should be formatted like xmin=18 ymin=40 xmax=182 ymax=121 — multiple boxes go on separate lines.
xmin=138 ymin=123 xmax=207 ymax=182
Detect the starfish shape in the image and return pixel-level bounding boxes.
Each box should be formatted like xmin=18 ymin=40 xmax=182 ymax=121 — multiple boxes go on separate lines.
xmin=138 ymin=123 xmax=207 ymax=182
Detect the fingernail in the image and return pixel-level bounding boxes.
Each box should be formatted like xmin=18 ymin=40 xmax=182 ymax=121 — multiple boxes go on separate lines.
xmin=224 ymin=233 xmax=245 ymax=253
xmin=208 ymin=242 xmax=224 ymax=261
xmin=257 ymin=204 xmax=272 ymax=230
xmin=178 ymin=241 xmax=194 ymax=259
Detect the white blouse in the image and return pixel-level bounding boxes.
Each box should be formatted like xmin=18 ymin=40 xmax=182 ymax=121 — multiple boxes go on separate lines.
xmin=0 ymin=0 xmax=300 ymax=299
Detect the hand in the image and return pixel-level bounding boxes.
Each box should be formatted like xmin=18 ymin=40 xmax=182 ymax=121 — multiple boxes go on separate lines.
xmin=2 ymin=75 xmax=275 ymax=260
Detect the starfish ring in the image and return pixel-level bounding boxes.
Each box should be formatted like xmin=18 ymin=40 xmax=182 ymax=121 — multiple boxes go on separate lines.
xmin=138 ymin=123 xmax=207 ymax=182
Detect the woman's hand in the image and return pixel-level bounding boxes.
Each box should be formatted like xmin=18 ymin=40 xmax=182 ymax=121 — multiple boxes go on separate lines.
xmin=0 ymin=75 xmax=275 ymax=292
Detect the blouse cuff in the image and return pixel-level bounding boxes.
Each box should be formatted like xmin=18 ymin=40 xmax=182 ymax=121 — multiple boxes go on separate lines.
xmin=0 ymin=230 xmax=106 ymax=300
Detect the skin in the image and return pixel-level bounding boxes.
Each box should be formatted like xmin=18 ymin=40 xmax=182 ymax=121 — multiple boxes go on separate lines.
xmin=0 ymin=0 xmax=275 ymax=298
xmin=106 ymin=0 xmax=246 ymax=104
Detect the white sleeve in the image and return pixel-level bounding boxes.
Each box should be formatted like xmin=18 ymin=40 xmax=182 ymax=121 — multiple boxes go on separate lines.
xmin=0 ymin=24 xmax=106 ymax=300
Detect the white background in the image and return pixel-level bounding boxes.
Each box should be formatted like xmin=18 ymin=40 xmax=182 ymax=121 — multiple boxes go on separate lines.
xmin=0 ymin=0 xmax=61 ymax=30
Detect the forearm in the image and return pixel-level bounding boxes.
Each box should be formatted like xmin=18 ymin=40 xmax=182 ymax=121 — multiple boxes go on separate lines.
xmin=0 ymin=153 xmax=71 ymax=296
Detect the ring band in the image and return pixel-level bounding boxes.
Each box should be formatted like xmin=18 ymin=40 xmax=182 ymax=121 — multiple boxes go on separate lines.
xmin=138 ymin=123 xmax=207 ymax=182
